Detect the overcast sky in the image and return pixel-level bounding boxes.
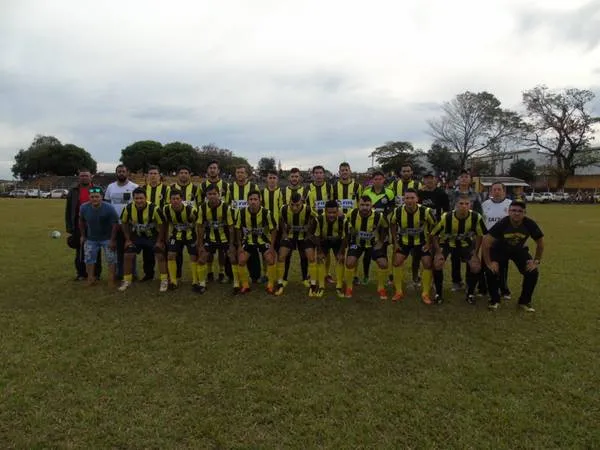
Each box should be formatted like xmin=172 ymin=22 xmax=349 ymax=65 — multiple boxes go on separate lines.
xmin=1 ymin=0 xmax=599 ymax=178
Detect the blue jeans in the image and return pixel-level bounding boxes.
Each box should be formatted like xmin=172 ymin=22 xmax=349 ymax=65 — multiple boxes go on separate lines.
xmin=84 ymin=240 xmax=117 ymax=265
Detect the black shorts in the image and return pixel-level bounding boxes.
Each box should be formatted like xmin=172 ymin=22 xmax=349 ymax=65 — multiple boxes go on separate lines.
xmin=204 ymin=242 xmax=230 ymax=254
xmin=397 ymin=244 xmax=431 ymax=258
xmin=347 ymin=244 xmax=387 ymax=261
xmin=320 ymin=239 xmax=342 ymax=256
xmin=242 ymin=242 xmax=271 ymax=254
xmin=168 ymin=237 xmax=197 ymax=256
xmin=442 ymin=244 xmax=475 ymax=262
xmin=280 ymin=238 xmax=315 ymax=252
xmin=490 ymin=246 xmax=533 ymax=274
xmin=126 ymin=236 xmax=158 ymax=254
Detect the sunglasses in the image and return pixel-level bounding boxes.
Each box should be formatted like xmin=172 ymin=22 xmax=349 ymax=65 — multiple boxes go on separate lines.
xmin=89 ymin=188 xmax=103 ymax=194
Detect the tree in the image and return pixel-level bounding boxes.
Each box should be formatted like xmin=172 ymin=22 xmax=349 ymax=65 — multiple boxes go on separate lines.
xmin=426 ymin=143 xmax=461 ymax=178
xmin=469 ymin=159 xmax=494 ymax=177
xmin=428 ymin=91 xmax=523 ymax=170
xmin=160 ymin=141 xmax=201 ymax=174
xmin=196 ymin=143 xmax=252 ymax=176
xmin=120 ymin=140 xmax=163 ymax=173
xmin=369 ymin=141 xmax=426 ymax=175
xmin=522 ymin=85 xmax=600 ymax=189
xmin=12 ymin=135 xmax=97 ymax=180
xmin=508 ymin=159 xmax=536 ymax=182
xmin=257 ymin=157 xmax=276 ymax=176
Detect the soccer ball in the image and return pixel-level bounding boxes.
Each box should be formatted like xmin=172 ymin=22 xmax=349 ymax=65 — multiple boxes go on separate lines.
xmin=51 ymin=230 xmax=61 ymax=239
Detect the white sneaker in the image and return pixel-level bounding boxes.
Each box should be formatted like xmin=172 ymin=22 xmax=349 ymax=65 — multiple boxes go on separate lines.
xmin=159 ymin=280 xmax=169 ymax=292
xmin=118 ymin=280 xmax=131 ymax=292
xmin=519 ymin=304 xmax=535 ymax=313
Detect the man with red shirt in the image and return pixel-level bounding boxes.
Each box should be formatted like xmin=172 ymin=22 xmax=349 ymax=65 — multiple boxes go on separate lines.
xmin=65 ymin=168 xmax=102 ymax=280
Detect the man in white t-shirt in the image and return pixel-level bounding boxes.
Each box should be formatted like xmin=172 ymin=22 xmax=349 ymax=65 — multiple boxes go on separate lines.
xmin=482 ymin=182 xmax=513 ymax=299
xmin=104 ymin=165 xmax=138 ymax=280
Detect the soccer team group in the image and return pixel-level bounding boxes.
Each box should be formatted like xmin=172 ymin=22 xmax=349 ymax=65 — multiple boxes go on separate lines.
xmin=72 ymin=160 xmax=545 ymax=311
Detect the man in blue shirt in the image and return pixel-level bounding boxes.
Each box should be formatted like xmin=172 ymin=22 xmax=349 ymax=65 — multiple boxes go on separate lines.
xmin=79 ymin=187 xmax=120 ymax=287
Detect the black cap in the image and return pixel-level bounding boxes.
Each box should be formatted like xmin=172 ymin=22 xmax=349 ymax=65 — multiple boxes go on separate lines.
xmin=510 ymin=200 xmax=526 ymax=209
xmin=423 ymin=171 xmax=435 ymax=177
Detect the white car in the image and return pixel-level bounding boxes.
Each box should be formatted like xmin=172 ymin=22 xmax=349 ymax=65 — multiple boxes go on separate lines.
xmin=539 ymin=192 xmax=554 ymax=203
xmin=49 ymin=189 xmax=69 ymax=199
xmin=525 ymin=192 xmax=535 ymax=202
xmin=9 ymin=189 xmax=27 ymax=198
xmin=554 ymin=192 xmax=570 ymax=202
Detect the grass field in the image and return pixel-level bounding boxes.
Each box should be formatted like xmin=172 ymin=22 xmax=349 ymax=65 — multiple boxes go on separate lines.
xmin=1 ymin=199 xmax=599 ymax=449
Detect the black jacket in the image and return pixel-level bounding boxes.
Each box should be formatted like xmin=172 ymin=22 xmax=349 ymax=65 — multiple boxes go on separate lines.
xmin=65 ymin=185 xmax=83 ymax=234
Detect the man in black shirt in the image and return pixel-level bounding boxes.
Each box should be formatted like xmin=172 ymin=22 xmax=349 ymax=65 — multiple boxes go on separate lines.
xmin=418 ymin=172 xmax=449 ymax=219
xmin=482 ymin=200 xmax=544 ymax=312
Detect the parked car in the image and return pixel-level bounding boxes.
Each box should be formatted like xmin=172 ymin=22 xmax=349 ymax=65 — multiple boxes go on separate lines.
xmin=539 ymin=192 xmax=554 ymax=203
xmin=49 ymin=189 xmax=69 ymax=199
xmin=554 ymin=192 xmax=571 ymax=202
xmin=41 ymin=191 xmax=52 ymax=198
xmin=26 ymin=189 xmax=48 ymax=198
xmin=525 ymin=192 xmax=535 ymax=202
xmin=9 ymin=189 xmax=27 ymax=198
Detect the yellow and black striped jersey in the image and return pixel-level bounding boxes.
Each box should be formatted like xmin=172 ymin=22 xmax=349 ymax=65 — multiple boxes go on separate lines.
xmin=142 ymin=183 xmax=169 ymax=208
xmin=332 ymin=180 xmax=362 ymax=213
xmin=280 ymin=204 xmax=314 ymax=241
xmin=198 ymin=201 xmax=235 ymax=244
xmin=362 ymin=186 xmax=395 ymax=216
xmin=282 ymin=185 xmax=306 ymax=205
xmin=229 ymin=182 xmax=259 ymax=211
xmin=390 ymin=204 xmax=437 ymax=247
xmin=314 ymin=214 xmax=346 ymax=241
xmin=162 ymin=203 xmax=198 ymax=241
xmin=170 ymin=183 xmax=197 ymax=207
xmin=261 ymin=187 xmax=284 ymax=223
xmin=345 ymin=208 xmax=387 ymax=248
xmin=389 ymin=179 xmax=422 ymax=206
xmin=198 ymin=179 xmax=230 ymax=204
xmin=431 ymin=210 xmax=487 ymax=248
xmin=306 ymin=182 xmax=331 ymax=215
xmin=120 ymin=202 xmax=164 ymax=238
xmin=235 ymin=206 xmax=277 ymax=246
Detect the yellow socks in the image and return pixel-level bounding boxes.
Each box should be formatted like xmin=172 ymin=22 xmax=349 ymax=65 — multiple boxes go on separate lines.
xmin=422 ymin=268 xmax=433 ymax=295
xmin=266 ymin=264 xmax=277 ymax=289
xmin=393 ymin=265 xmax=404 ymax=293
xmin=160 ymin=273 xmax=168 ymax=281
xmin=124 ymin=274 xmax=133 ymax=283
xmin=317 ymin=262 xmax=326 ymax=288
xmin=308 ymin=261 xmax=317 ymax=285
xmin=191 ymin=261 xmax=199 ymax=285
xmin=239 ymin=265 xmax=250 ymax=288
xmin=377 ymin=267 xmax=387 ymax=290
xmin=344 ymin=266 xmax=355 ymax=290
xmin=277 ymin=261 xmax=286 ymax=284
xmin=167 ymin=260 xmax=178 ymax=285
xmin=231 ymin=264 xmax=239 ymax=287
xmin=197 ymin=263 xmax=207 ymax=286
xmin=335 ymin=262 xmax=344 ymax=289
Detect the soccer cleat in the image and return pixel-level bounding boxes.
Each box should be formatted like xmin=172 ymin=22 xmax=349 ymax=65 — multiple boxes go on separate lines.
xmin=465 ymin=294 xmax=476 ymax=305
xmin=266 ymin=286 xmax=275 ymax=295
xmin=344 ymin=287 xmax=353 ymax=298
xmin=451 ymin=282 xmax=463 ymax=292
xmin=325 ymin=275 xmax=335 ymax=284
xmin=232 ymin=286 xmax=241 ymax=295
xmin=309 ymin=285 xmax=319 ymax=297
xmin=316 ymin=288 xmax=325 ymax=298
xmin=303 ymin=279 xmax=311 ymax=288
xmin=335 ymin=288 xmax=345 ymax=298
xmin=488 ymin=302 xmax=499 ymax=311
xmin=239 ymin=286 xmax=251 ymax=295
xmin=159 ymin=280 xmax=169 ymax=292
xmin=421 ymin=293 xmax=433 ymax=305
xmin=118 ymin=280 xmax=131 ymax=292
xmin=377 ymin=288 xmax=388 ymax=301
xmin=196 ymin=285 xmax=207 ymax=294
xmin=274 ymin=283 xmax=285 ymax=296
xmin=168 ymin=282 xmax=178 ymax=291
xmin=502 ymin=290 xmax=512 ymax=301
xmin=392 ymin=292 xmax=405 ymax=303
xmin=519 ymin=303 xmax=535 ymax=313
xmin=434 ymin=294 xmax=444 ymax=304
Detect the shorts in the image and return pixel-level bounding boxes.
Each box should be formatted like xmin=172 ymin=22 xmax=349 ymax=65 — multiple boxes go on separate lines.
xmin=84 ymin=240 xmax=117 ymax=265
xmin=168 ymin=237 xmax=197 ymax=256
xmin=441 ymin=244 xmax=475 ymax=262
xmin=320 ymin=239 xmax=342 ymax=256
xmin=347 ymin=243 xmax=388 ymax=261
xmin=204 ymin=242 xmax=230 ymax=254
xmin=242 ymin=242 xmax=271 ymax=254
xmin=126 ymin=236 xmax=158 ymax=255
xmin=397 ymin=244 xmax=431 ymax=258
xmin=490 ymin=246 xmax=533 ymax=275
xmin=280 ymin=238 xmax=315 ymax=251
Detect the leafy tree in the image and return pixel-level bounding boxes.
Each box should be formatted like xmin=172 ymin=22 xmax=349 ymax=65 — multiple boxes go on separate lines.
xmin=120 ymin=140 xmax=163 ymax=173
xmin=196 ymin=143 xmax=251 ymax=176
xmin=426 ymin=143 xmax=461 ymax=178
xmin=469 ymin=159 xmax=494 ymax=177
xmin=428 ymin=91 xmax=523 ymax=170
xmin=257 ymin=157 xmax=276 ymax=176
xmin=508 ymin=158 xmax=536 ymax=182
xmin=12 ymin=135 xmax=97 ymax=180
xmin=369 ymin=141 xmax=426 ymax=175
xmin=160 ymin=142 xmax=201 ymax=174
xmin=522 ymin=85 xmax=600 ymax=189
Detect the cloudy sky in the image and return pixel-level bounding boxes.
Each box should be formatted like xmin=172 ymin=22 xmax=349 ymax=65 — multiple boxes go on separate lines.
xmin=1 ymin=0 xmax=600 ymax=178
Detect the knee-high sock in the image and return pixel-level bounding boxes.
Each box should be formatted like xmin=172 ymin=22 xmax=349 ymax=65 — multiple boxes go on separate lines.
xmin=239 ymin=265 xmax=250 ymax=288
xmin=197 ymin=263 xmax=207 ymax=286
xmin=277 ymin=261 xmax=285 ymax=283
xmin=284 ymin=252 xmax=292 ymax=281
xmin=266 ymin=264 xmax=277 ymax=289
xmin=434 ymin=270 xmax=444 ymax=296
xmin=393 ymin=265 xmax=404 ymax=293
xmin=466 ymin=270 xmax=478 ymax=296
xmin=317 ymin=262 xmax=326 ymax=288
xmin=300 ymin=253 xmax=308 ymax=280
xmin=168 ymin=260 xmax=178 ymax=285
xmin=363 ymin=255 xmax=371 ymax=279
xmin=231 ymin=264 xmax=240 ymax=287
xmin=377 ymin=266 xmax=387 ymax=290
xmin=335 ymin=262 xmax=344 ymax=289
xmin=191 ymin=261 xmax=199 ymax=285
xmin=308 ymin=261 xmax=318 ymax=286
xmin=422 ymin=269 xmax=433 ymax=295
xmin=344 ymin=266 xmax=355 ymax=290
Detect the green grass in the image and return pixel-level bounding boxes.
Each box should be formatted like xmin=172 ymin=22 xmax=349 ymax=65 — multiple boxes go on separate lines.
xmin=1 ymin=199 xmax=599 ymax=449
